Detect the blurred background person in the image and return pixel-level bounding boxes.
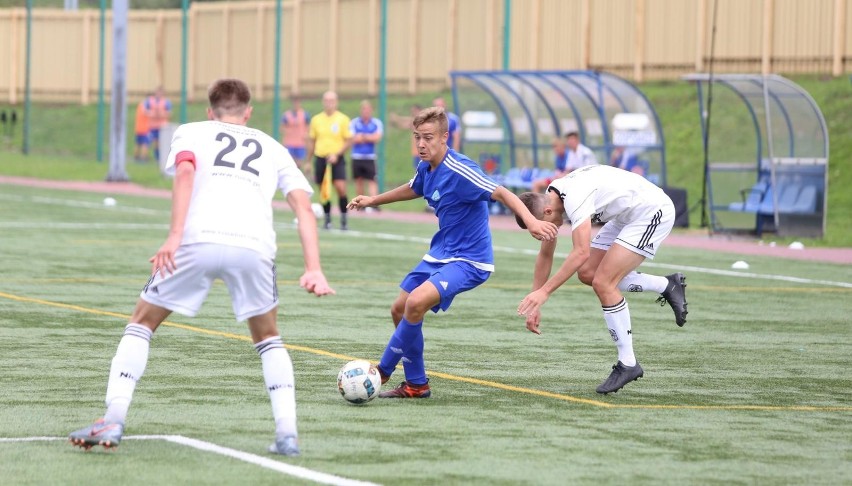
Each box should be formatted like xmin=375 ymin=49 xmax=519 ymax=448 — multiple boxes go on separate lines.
xmin=280 ymin=95 xmax=311 ymax=178
xmin=349 ymin=100 xmax=383 ymax=211
xmin=307 ymin=91 xmax=353 ymax=230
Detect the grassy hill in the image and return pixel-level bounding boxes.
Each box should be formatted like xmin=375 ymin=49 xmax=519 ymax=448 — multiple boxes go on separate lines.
xmin=0 ymin=75 xmax=849 ymax=246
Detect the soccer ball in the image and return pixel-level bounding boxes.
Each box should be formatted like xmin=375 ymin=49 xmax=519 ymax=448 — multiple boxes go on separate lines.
xmin=337 ymin=360 xmax=382 ymax=404
xmin=311 ymin=202 xmax=324 ymax=218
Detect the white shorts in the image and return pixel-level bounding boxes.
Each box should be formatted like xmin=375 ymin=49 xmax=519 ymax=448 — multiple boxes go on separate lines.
xmin=590 ymin=202 xmax=675 ymax=259
xmin=140 ymin=243 xmax=278 ymax=321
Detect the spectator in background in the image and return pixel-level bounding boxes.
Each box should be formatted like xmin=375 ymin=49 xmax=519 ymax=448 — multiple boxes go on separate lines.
xmin=610 ymin=146 xmax=646 ymax=177
xmin=133 ymin=94 xmax=152 ymax=163
xmin=531 ymin=136 xmax=569 ymax=193
xmin=280 ymin=95 xmax=311 ymax=178
xmin=432 ymin=97 xmax=461 ymax=151
xmin=145 ymin=87 xmax=172 ymax=162
xmin=564 ymin=131 xmax=598 ymax=172
xmin=307 ymin=91 xmax=353 ymax=230
xmin=349 ymin=100 xmax=384 ymax=211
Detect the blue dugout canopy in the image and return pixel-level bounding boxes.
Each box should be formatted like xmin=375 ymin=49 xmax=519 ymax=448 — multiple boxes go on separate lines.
xmin=683 ymin=74 xmax=828 ymax=237
xmin=450 ymin=70 xmax=667 ymax=187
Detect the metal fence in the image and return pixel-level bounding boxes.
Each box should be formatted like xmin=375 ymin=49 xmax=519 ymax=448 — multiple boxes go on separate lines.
xmin=0 ymin=0 xmax=849 ymax=104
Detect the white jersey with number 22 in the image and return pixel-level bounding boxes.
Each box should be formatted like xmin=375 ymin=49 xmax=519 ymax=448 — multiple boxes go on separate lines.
xmin=164 ymin=120 xmax=313 ymax=260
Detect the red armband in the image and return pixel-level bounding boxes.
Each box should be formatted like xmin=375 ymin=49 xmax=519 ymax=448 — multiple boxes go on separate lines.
xmin=175 ymin=150 xmax=196 ymax=168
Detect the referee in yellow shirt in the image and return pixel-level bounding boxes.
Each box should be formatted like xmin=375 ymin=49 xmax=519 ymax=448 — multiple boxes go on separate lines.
xmin=307 ymin=91 xmax=353 ymax=230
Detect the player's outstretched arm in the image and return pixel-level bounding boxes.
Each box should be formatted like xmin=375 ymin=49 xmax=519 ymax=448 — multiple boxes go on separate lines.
xmin=348 ymin=183 xmax=419 ymax=210
xmin=151 ymin=159 xmax=195 ymax=277
xmin=518 ymin=220 xmax=591 ymax=318
xmin=491 ymin=186 xmax=558 ymax=241
xmin=287 ymin=188 xmax=335 ymax=297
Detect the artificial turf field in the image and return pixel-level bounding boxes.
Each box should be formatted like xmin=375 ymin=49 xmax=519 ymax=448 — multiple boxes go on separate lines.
xmin=0 ymin=184 xmax=849 ymax=485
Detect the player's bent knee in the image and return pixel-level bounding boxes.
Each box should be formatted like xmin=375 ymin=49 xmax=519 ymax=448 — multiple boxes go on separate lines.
xmin=577 ymin=268 xmax=595 ymax=286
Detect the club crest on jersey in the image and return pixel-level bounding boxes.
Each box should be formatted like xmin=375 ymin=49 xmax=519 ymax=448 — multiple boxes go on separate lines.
xmin=431 ymin=190 xmax=441 ymax=201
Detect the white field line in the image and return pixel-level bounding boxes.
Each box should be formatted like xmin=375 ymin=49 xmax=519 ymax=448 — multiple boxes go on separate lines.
xmin=0 ymin=435 xmax=380 ymax=486
xmin=0 ymin=193 xmax=166 ymax=216
xmin=344 ymin=229 xmax=852 ymax=289
xmin=1 ymin=193 xmax=850 ymax=289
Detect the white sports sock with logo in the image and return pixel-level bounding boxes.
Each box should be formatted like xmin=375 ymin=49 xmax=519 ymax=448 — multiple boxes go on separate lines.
xmin=617 ymin=271 xmax=668 ymax=294
xmin=104 ymin=323 xmax=152 ymax=424
xmin=602 ymin=299 xmax=636 ymax=367
xmin=255 ymin=336 xmax=297 ymax=437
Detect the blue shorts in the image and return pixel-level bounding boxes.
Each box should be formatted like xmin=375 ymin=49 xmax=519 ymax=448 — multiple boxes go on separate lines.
xmin=135 ymin=133 xmax=150 ymax=145
xmin=400 ymin=260 xmax=491 ymax=313
xmin=287 ymin=147 xmax=307 ymax=160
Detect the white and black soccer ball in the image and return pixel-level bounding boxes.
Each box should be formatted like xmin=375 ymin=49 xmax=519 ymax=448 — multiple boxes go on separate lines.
xmin=337 ymin=360 xmax=382 ymax=404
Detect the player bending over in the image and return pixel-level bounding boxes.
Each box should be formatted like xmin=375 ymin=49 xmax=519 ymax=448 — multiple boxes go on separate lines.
xmin=515 ymin=165 xmax=687 ymax=394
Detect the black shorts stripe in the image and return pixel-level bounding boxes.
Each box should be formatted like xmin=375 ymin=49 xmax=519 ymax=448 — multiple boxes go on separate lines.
xmin=271 ymin=263 xmax=278 ymax=302
xmin=637 ymin=210 xmax=662 ymax=250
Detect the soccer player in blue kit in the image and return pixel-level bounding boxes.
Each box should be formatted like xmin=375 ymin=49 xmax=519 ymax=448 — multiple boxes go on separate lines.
xmin=347 ymin=107 xmax=559 ymax=398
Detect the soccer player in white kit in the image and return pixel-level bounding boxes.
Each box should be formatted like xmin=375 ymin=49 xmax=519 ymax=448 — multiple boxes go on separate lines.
xmin=515 ymin=165 xmax=687 ymax=394
xmin=69 ymin=79 xmax=334 ymax=456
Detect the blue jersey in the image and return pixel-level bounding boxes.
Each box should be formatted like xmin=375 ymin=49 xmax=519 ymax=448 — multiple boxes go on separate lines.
xmin=350 ymin=117 xmax=383 ymax=159
xmin=446 ymin=112 xmax=461 ymax=148
xmin=409 ymin=149 xmax=498 ymax=271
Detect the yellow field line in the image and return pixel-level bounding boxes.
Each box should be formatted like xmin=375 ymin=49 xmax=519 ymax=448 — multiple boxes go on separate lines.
xmin=1 ymin=290 xmax=849 ymax=413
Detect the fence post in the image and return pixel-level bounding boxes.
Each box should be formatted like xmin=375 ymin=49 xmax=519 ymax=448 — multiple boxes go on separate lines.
xmin=367 ymin=0 xmax=377 ymax=95
xmin=222 ymin=4 xmax=230 ymax=77
xmin=529 ymin=0 xmax=540 ymax=69
xmin=695 ymin=0 xmax=707 ymax=72
xmin=833 ymin=0 xmax=847 ymax=76
xmin=633 ymin=0 xmax=645 ymax=82
xmin=291 ymin=0 xmax=301 ymax=95
xmin=330 ymin=0 xmax=338 ymax=92
xmin=581 ymin=0 xmax=590 ymax=69
xmin=762 ymin=0 xmax=774 ymax=75
xmin=446 ymin=0 xmax=456 ymax=87
xmin=82 ymin=10 xmax=91 ymax=104
xmin=408 ymin=0 xmax=419 ymax=94
xmin=255 ymin=3 xmax=263 ymax=98
xmin=485 ymin=0 xmax=495 ymax=70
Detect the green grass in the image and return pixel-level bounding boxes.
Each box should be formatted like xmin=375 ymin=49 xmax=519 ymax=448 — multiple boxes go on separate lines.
xmin=0 ymin=184 xmax=850 ymax=484
xmin=0 ymin=74 xmax=850 ymax=245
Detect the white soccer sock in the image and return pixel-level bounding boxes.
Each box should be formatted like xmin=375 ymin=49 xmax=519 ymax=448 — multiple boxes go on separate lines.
xmin=255 ymin=336 xmax=297 ymax=437
xmin=104 ymin=323 xmax=153 ymax=424
xmin=617 ymin=271 xmax=668 ymax=294
xmin=602 ymin=299 xmax=636 ymax=367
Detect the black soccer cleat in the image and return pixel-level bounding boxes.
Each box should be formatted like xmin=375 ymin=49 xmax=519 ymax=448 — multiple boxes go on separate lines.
xmin=657 ymin=272 xmax=688 ymax=327
xmin=596 ymin=361 xmax=644 ymax=394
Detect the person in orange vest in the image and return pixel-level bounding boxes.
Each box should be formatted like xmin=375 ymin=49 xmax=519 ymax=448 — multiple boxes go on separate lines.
xmin=145 ymin=87 xmax=172 ymax=162
xmin=133 ymin=94 xmax=151 ymax=163
xmin=279 ymin=95 xmax=311 ymax=178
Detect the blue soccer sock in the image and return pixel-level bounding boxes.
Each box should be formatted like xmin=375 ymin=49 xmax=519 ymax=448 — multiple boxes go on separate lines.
xmin=401 ymin=320 xmax=426 ymax=385
xmin=378 ymin=317 xmax=424 ymax=380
